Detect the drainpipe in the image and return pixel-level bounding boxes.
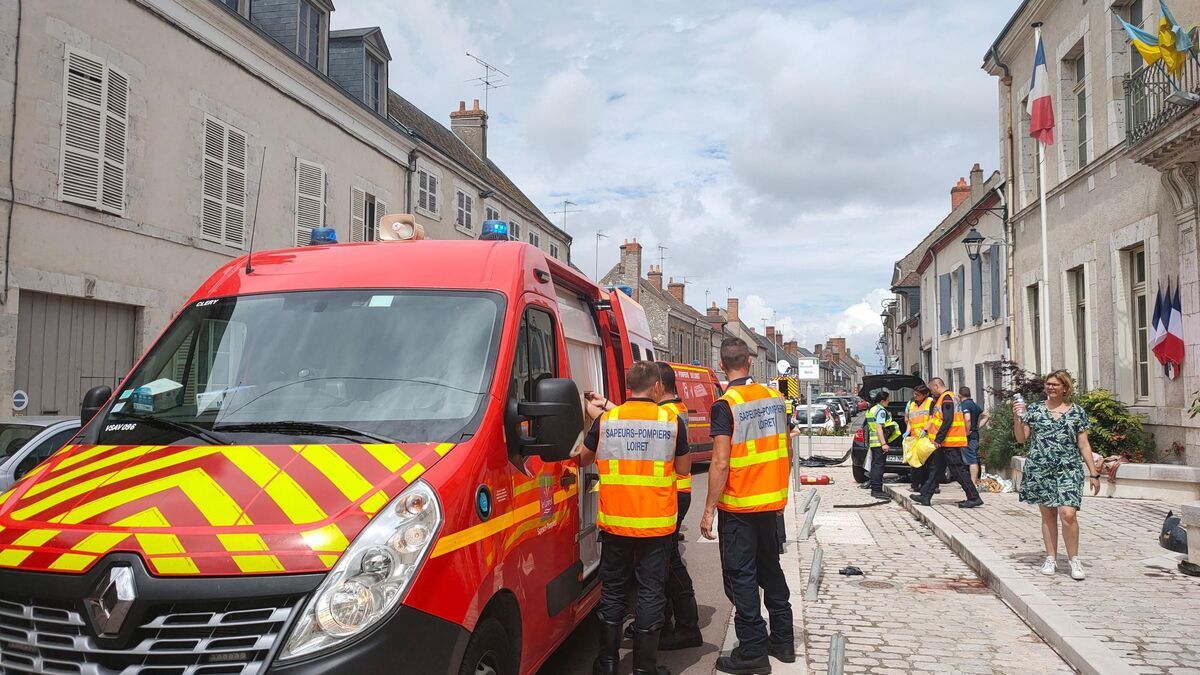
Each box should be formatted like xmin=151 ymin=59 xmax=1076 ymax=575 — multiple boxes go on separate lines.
xmin=404 ymin=148 xmax=418 ymax=214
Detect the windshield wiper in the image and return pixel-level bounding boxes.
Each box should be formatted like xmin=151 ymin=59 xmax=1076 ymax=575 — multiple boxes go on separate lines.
xmin=109 ymin=411 xmax=231 ymax=445
xmin=214 ymin=421 xmax=404 ymax=445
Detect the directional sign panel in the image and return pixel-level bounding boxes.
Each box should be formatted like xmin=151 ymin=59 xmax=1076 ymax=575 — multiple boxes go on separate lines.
xmin=795 ymin=358 xmax=819 ymax=381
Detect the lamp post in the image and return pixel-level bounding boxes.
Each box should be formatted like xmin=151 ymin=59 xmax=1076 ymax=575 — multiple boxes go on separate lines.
xmin=594 ymin=230 xmax=607 ymax=280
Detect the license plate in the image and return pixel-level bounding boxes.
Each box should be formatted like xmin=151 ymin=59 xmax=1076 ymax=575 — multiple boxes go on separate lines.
xmin=885 ymin=453 xmax=905 ymax=464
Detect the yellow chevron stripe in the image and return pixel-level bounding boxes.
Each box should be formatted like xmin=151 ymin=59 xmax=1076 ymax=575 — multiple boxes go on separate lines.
xmin=361 ymin=490 xmax=388 ymax=516
xmin=431 ymin=484 xmax=576 ymax=558
xmin=296 ymin=445 xmax=372 ymax=501
xmin=0 ymin=549 xmax=32 ymax=567
xmin=401 ymin=463 xmax=426 ymax=484
xmin=52 ymin=445 xmax=117 ymax=472
xmin=27 ymin=446 xmax=159 ymax=498
xmin=227 ymin=446 xmax=326 ymax=525
xmin=513 ymin=478 xmax=540 ymax=496
xmin=300 ymin=523 xmax=350 ymax=553
xmin=150 ymin=556 xmax=200 ymax=575
xmin=49 ymin=553 xmax=96 ymax=571
xmin=12 ymin=529 xmax=58 ymax=547
xmin=60 ymin=468 xmax=245 ymax=526
xmin=435 ymin=443 xmax=455 ymax=457
xmin=233 ymin=554 xmax=285 ymax=573
xmin=363 ymin=444 xmax=411 ymax=472
xmin=73 ymin=532 xmax=130 ymax=554
xmin=319 ymin=554 xmax=340 ymax=567
xmin=218 ymin=533 xmax=270 ymax=551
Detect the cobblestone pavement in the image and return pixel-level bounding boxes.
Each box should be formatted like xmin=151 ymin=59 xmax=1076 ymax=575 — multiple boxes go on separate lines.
xmin=927 ymin=487 xmax=1200 ymax=674
xmin=798 ymin=466 xmax=1072 ymax=675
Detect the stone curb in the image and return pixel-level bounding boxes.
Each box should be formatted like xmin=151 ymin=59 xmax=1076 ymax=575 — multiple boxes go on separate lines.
xmin=885 ymin=486 xmax=1138 ymax=675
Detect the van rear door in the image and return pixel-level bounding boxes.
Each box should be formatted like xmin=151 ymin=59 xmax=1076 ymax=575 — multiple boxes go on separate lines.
xmin=670 ymin=363 xmax=716 ymax=463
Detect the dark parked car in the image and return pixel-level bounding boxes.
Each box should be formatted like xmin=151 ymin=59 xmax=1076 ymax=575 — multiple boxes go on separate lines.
xmin=850 ymin=374 xmax=949 ymax=485
xmin=816 ymin=397 xmax=850 ymax=428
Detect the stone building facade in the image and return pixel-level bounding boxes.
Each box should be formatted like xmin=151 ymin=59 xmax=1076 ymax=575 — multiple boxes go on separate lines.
xmin=0 ymin=0 xmax=568 ymax=415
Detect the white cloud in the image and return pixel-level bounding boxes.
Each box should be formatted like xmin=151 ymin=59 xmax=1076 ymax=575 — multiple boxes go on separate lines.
xmin=525 ymin=69 xmax=601 ymax=169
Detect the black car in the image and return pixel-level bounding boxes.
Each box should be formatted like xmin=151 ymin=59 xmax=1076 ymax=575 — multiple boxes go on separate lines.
xmin=850 ymin=374 xmax=949 ymax=484
xmin=815 ymin=397 xmax=850 ymax=428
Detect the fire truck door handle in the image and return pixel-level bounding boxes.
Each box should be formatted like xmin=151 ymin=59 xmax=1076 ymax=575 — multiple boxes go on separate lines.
xmin=560 ymin=472 xmax=577 ymax=487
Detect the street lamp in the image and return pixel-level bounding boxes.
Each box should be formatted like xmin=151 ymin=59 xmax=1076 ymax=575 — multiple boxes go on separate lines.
xmin=962 ymin=226 xmax=986 ymax=261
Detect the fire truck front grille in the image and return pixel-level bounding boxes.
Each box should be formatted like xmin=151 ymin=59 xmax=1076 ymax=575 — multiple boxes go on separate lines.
xmin=0 ymin=594 xmax=302 ymax=675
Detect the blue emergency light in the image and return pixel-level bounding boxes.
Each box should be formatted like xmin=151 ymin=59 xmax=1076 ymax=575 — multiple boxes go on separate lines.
xmin=480 ymin=220 xmax=510 ymax=241
xmin=308 ymin=227 xmax=338 ymax=245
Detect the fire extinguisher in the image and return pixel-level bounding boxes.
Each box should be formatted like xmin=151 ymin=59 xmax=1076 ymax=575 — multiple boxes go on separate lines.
xmin=799 ymin=474 xmax=832 ymax=485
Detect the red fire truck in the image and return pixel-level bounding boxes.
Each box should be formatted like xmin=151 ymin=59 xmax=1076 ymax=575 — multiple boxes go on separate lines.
xmin=0 ymin=225 xmax=694 ymax=674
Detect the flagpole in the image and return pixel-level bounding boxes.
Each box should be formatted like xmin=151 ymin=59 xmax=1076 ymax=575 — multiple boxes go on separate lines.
xmin=1034 ymin=22 xmax=1052 ymax=375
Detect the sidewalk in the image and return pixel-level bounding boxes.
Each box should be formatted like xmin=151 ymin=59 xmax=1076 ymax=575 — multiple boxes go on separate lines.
xmin=796 ymin=466 xmax=1071 ymax=675
xmin=887 ymin=484 xmax=1200 ymax=675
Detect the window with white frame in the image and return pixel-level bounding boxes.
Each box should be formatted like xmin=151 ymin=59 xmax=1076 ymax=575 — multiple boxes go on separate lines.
xmin=59 ymin=48 xmax=129 ymax=216
xmin=549 ymin=241 xmax=560 ymax=259
xmin=509 ymin=217 xmax=521 ymax=240
xmin=201 ymin=117 xmax=247 ymax=248
xmin=1122 ymin=0 xmax=1146 ymax=75
xmin=1027 ymin=283 xmax=1042 ymax=373
xmin=297 ymin=1 xmax=323 ymax=69
xmin=365 ymin=54 xmax=382 ymax=112
xmin=528 ymin=229 xmax=541 ymax=248
xmin=1129 ymin=245 xmax=1150 ymax=401
xmin=1071 ymin=266 xmax=1088 ymax=390
xmin=1019 ymin=97 xmax=1041 ymax=207
xmin=980 ymin=249 xmax=993 ymax=319
xmin=1072 ymin=53 xmax=1088 ymax=167
xmin=294 ymin=158 xmax=325 ymax=245
xmin=416 ymin=166 xmax=439 ymax=216
xmin=455 ymin=189 xmax=474 ymax=231
xmin=485 ymin=204 xmax=500 ymax=222
xmin=350 ymin=187 xmax=387 ymax=242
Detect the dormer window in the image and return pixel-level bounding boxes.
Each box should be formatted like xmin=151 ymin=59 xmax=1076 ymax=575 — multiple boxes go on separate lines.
xmin=298 ymin=1 xmax=322 ymax=68
xmin=366 ymin=55 xmax=382 ymax=111
xmin=327 ymin=27 xmax=391 ymax=115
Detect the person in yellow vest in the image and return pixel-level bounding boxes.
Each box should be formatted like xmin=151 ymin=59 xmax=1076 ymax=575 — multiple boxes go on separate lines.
xmin=700 ymin=337 xmax=794 ymax=673
xmin=654 ymin=361 xmax=702 ymax=650
xmin=905 ymin=384 xmax=933 ymax=492
xmin=865 ymin=391 xmax=896 ymax=500
xmin=910 ymin=377 xmax=983 ymax=508
xmin=573 ymin=361 xmax=691 ymax=675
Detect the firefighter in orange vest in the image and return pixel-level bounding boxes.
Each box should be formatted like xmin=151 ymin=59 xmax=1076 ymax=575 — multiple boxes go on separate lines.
xmin=700 ymin=337 xmax=794 ymax=673
xmin=654 ymin=361 xmax=702 ymax=651
xmin=910 ymin=377 xmax=983 ymax=508
xmin=905 ymin=384 xmax=933 ymax=492
xmin=573 ymin=360 xmax=691 ymax=675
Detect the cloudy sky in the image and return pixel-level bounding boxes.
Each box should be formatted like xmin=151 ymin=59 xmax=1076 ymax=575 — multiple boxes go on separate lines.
xmin=332 ymin=1 xmax=1016 ymax=369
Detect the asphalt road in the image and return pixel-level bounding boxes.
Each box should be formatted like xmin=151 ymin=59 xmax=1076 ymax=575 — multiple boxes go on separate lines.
xmin=538 ymin=464 xmax=732 ymax=675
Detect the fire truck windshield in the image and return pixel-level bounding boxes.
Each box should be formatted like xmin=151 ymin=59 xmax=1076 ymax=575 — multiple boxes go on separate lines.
xmin=94 ymin=290 xmax=504 ymax=445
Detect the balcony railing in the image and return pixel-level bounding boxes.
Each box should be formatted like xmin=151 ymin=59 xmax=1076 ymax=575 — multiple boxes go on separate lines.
xmin=1125 ymin=58 xmax=1200 ymax=146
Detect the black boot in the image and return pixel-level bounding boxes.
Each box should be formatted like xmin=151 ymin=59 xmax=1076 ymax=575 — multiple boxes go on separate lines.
xmin=659 ymin=595 xmax=702 ymax=650
xmin=715 ymin=646 xmax=772 ymax=674
xmin=592 ymin=621 xmax=622 ymax=675
xmin=632 ymin=627 xmax=670 ymax=675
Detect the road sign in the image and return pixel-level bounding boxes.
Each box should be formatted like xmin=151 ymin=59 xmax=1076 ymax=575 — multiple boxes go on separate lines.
xmin=795 ymin=358 xmax=819 ymax=381
xmin=11 ymin=390 xmax=28 ymax=412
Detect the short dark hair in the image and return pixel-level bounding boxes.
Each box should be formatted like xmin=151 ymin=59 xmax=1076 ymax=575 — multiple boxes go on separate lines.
xmin=958 ymin=386 xmax=972 ymax=398
xmin=873 ymin=391 xmax=890 ymax=405
xmin=626 ymin=361 xmax=662 ymax=394
xmin=914 ymin=384 xmax=931 ymax=397
xmin=655 ymin=361 xmax=677 ymax=396
xmin=720 ymin=337 xmax=751 ymax=371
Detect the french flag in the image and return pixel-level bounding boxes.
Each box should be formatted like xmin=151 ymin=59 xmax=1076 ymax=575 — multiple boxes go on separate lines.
xmin=1028 ymin=35 xmax=1055 ymax=145
xmin=1163 ymin=282 xmax=1186 ymax=378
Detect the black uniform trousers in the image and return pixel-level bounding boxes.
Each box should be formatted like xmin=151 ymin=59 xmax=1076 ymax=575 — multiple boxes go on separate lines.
xmin=663 ymin=492 xmax=695 ymax=626
xmin=919 ymin=446 xmax=980 ymax=501
xmin=718 ymin=509 xmax=793 ymax=659
xmin=868 ymin=445 xmax=887 ymax=491
xmin=598 ymin=531 xmax=673 ymax=631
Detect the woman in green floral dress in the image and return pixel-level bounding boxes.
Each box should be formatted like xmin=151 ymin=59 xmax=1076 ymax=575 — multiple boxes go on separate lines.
xmin=1013 ymin=370 xmax=1101 ymax=581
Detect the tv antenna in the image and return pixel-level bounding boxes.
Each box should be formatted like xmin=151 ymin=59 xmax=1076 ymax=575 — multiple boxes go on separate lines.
xmin=555 ymin=200 xmax=580 ymax=232
xmin=657 ymin=245 xmax=669 ymax=271
xmin=465 ymin=52 xmax=509 ymax=110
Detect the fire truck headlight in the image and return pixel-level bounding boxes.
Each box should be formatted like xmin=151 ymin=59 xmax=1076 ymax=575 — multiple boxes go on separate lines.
xmin=278 ymin=480 xmax=443 ymax=661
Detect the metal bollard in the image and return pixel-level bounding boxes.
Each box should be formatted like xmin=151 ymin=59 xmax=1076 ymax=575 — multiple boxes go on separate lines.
xmin=800 ymin=494 xmax=820 ymax=540
xmin=827 ymin=632 xmax=846 ymax=675
xmin=805 ymin=546 xmax=823 ymax=602
xmin=801 ymin=487 xmax=818 ymax=513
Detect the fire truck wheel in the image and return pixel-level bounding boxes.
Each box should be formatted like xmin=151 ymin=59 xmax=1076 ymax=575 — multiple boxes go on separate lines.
xmin=459 ymin=617 xmax=515 ymax=675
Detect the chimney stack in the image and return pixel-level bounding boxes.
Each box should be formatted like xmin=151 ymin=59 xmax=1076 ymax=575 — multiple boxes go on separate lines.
xmin=707 ymin=303 xmax=727 ymax=330
xmin=784 ymin=340 xmax=798 ymax=355
xmin=727 ymin=297 xmax=739 ymax=324
xmin=450 ymin=99 xmax=488 ymax=160
xmin=766 ymin=326 xmax=776 ymax=344
xmin=969 ymin=162 xmax=984 ymax=201
xmin=814 ymin=344 xmax=823 ymax=357
xmin=619 ymin=239 xmax=643 ymax=301
xmin=668 ymin=277 xmax=685 ymax=303
xmin=647 ymin=265 xmax=663 ymax=290
xmin=951 ymin=176 xmax=971 ymax=211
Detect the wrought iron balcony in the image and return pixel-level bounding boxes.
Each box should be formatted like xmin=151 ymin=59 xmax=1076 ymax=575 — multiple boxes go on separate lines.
xmin=1125 ymin=59 xmax=1200 ymax=146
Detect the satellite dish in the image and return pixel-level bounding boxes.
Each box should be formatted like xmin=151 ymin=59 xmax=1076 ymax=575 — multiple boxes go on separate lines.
xmin=378 ymin=214 xmax=424 ymax=241
xmin=776 ymin=360 xmax=791 ymax=376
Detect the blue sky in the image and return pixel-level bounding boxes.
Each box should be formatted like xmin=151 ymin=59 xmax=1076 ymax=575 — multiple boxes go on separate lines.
xmin=332 ymin=1 xmax=1017 ymax=368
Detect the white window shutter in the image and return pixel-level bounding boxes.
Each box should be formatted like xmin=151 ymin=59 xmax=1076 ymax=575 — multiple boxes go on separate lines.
xmin=100 ymin=66 xmax=128 ymax=214
xmin=224 ymin=126 xmax=246 ymax=246
xmin=60 ymin=48 xmax=129 ymax=216
xmin=201 ymin=118 xmax=226 ymax=243
xmin=350 ymin=186 xmax=365 ymax=242
xmin=417 ymin=171 xmax=428 ymax=210
xmin=295 ymin=159 xmax=325 ymax=246
xmin=376 ymin=199 xmax=388 ymax=236
xmin=428 ymin=174 xmax=438 ymax=213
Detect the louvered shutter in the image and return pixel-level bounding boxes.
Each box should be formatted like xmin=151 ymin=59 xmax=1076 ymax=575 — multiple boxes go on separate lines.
xmin=350 ymin=187 xmax=366 ymax=242
xmin=201 ymin=118 xmax=247 ymax=247
xmin=990 ymin=244 xmax=1002 ymax=320
xmin=224 ymin=126 xmax=246 ymax=246
xmin=956 ymin=267 xmax=965 ymax=331
xmin=427 ymin=174 xmax=438 ymax=212
xmin=375 ymin=199 xmax=388 ymax=240
xmin=417 ymin=172 xmax=428 ymax=210
xmin=971 ymin=256 xmax=983 ymax=326
xmin=939 ymin=274 xmax=952 ymax=335
xmin=61 ymin=48 xmax=128 ymax=215
xmin=295 ymin=159 xmax=325 ymax=246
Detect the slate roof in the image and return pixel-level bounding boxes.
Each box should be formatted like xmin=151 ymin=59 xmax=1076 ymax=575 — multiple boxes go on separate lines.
xmin=329 ymin=27 xmax=392 ymax=60
xmin=386 ymin=90 xmax=570 ymax=244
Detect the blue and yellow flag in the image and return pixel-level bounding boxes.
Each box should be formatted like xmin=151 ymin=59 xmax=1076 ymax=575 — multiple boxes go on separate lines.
xmin=1119 ymin=1 xmax=1193 ymax=74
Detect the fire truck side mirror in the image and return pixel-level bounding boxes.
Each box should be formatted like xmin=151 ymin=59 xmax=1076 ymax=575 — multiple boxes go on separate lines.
xmin=81 ymin=385 xmax=113 ymax=427
xmin=506 ymin=378 xmax=584 ymax=463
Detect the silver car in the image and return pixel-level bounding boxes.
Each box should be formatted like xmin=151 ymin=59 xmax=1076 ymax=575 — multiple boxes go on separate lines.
xmin=0 ymin=416 xmax=80 ymax=490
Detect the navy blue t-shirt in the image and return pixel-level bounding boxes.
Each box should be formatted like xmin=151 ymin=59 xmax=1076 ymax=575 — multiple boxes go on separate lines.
xmin=961 ymin=397 xmax=984 ymax=439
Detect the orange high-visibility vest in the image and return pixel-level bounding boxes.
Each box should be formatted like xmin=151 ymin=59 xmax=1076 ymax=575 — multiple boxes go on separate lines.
xmin=716 ymin=383 xmax=790 ymax=513
xmin=661 ymin=400 xmax=691 ymax=492
xmin=930 ymin=391 xmax=969 ymax=447
xmin=906 ymin=398 xmax=932 ymax=437
xmin=596 ymin=400 xmax=679 ymax=537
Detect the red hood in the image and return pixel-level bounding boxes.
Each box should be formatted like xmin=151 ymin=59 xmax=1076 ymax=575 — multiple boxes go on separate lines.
xmin=0 ymin=442 xmax=454 ymax=576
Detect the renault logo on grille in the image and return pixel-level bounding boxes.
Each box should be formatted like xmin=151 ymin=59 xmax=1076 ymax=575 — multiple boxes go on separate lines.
xmin=85 ymin=566 xmax=136 ymax=637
